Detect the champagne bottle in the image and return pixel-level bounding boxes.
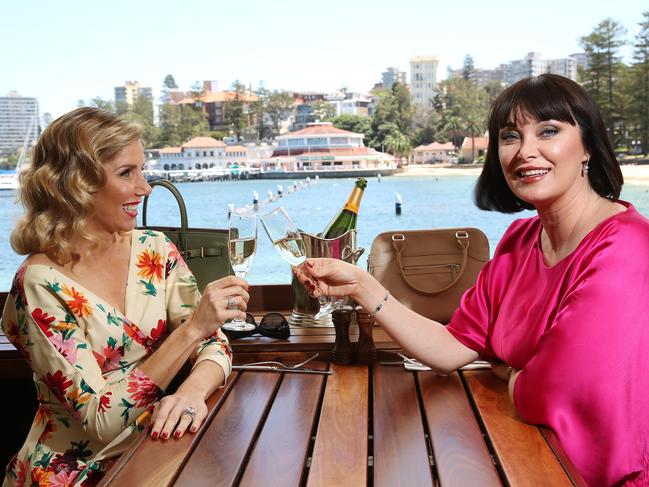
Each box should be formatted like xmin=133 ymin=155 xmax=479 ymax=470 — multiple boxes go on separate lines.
xmin=321 ymin=177 xmax=367 ymax=239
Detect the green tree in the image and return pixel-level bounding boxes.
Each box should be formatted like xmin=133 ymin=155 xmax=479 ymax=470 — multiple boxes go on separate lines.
xmin=90 ymin=97 xmax=115 ymax=112
xmin=462 ymin=54 xmax=476 ymax=81
xmin=384 ymin=131 xmax=411 ymax=165
xmin=266 ymin=90 xmax=293 ymax=137
xmin=370 ymin=81 xmax=413 ymax=149
xmin=580 ymin=18 xmax=627 ymax=140
xmin=465 ymin=113 xmax=482 ymax=163
xmin=329 ymin=114 xmax=372 ymax=140
xmin=160 ymin=74 xmax=179 ymax=104
xmin=225 ymin=80 xmax=247 ymax=140
xmin=158 ymin=103 xmax=209 ymax=147
xmin=441 ymin=115 xmax=466 ymax=151
xmin=483 ymin=81 xmax=505 ymax=105
xmin=434 ymin=77 xmax=488 ymax=150
xmin=627 ymin=11 xmax=649 ymax=154
xmin=163 ymin=74 xmax=178 ymax=90
xmin=410 ymin=109 xmax=441 ymax=147
xmin=312 ymin=100 xmax=336 ymax=121
xmin=251 ymin=86 xmax=269 ymax=140
xmin=122 ymin=95 xmax=158 ymax=149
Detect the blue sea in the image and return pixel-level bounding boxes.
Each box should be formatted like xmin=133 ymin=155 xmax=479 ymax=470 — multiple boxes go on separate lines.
xmin=1 ymin=175 xmax=648 ymax=291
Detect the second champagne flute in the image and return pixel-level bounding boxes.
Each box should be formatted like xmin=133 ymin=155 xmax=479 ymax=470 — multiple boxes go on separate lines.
xmin=260 ymin=207 xmax=339 ymax=319
xmin=223 ymin=210 xmax=257 ymax=332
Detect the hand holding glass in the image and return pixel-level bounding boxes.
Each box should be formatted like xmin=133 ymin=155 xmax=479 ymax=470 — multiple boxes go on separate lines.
xmin=223 ymin=211 xmax=257 ymax=332
xmin=260 ymin=207 xmax=341 ymax=319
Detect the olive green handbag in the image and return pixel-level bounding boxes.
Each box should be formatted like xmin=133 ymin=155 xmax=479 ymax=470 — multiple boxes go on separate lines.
xmin=140 ymin=179 xmax=232 ymax=292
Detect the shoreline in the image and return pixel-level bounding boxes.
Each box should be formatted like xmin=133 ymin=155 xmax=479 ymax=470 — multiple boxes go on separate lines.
xmin=399 ymin=163 xmax=649 ymax=186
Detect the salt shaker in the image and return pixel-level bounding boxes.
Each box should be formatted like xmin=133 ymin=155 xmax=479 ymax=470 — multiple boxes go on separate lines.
xmin=331 ymin=307 xmax=355 ymax=364
xmin=355 ymin=307 xmax=376 ymax=364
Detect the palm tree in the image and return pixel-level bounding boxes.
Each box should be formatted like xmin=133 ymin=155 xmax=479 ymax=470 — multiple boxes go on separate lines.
xmin=442 ymin=116 xmax=466 ymax=152
xmin=465 ymin=114 xmax=482 ymax=163
xmin=385 ymin=132 xmax=412 ymax=166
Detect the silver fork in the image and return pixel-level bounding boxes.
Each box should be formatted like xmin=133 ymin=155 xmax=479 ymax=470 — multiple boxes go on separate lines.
xmin=232 ymin=353 xmax=332 ymax=375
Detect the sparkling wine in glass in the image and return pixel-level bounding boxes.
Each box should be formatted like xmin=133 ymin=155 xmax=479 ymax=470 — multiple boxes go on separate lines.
xmin=260 ymin=207 xmax=340 ymax=319
xmin=223 ymin=210 xmax=257 ymax=332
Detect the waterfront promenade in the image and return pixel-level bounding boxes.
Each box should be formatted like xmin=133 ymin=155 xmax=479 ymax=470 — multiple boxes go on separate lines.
xmin=398 ymin=162 xmax=649 ymax=186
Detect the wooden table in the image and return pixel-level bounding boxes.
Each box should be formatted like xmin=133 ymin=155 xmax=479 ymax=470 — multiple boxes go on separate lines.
xmin=1 ymin=287 xmax=585 ymax=485
xmin=100 ymin=362 xmax=585 ymax=486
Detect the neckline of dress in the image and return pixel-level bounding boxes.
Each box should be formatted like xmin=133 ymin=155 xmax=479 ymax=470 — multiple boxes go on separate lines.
xmin=534 ymin=200 xmax=631 ymax=270
xmin=24 ymin=231 xmax=137 ymax=319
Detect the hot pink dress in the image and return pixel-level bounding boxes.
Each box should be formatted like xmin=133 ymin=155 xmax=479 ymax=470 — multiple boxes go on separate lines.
xmin=447 ymin=202 xmax=649 ymax=486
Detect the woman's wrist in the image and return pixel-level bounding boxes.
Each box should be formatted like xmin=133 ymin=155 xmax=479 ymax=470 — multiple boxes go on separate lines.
xmin=357 ymin=274 xmax=388 ymax=315
xmin=177 ymin=318 xmax=204 ymax=347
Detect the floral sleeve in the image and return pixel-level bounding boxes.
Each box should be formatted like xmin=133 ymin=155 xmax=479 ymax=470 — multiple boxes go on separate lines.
xmin=163 ymin=238 xmax=233 ymax=379
xmin=1 ymin=267 xmax=163 ymax=445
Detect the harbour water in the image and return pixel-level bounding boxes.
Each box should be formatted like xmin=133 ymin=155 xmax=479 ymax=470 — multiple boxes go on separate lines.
xmin=1 ymin=174 xmax=648 ymax=291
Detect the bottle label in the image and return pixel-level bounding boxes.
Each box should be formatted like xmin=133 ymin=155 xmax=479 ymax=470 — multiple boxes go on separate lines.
xmin=343 ymin=188 xmax=363 ymax=214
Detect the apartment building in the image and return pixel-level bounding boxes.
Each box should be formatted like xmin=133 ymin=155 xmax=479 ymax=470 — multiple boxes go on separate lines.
xmin=0 ymin=91 xmax=39 ymax=157
xmin=409 ymin=56 xmax=439 ymax=109
xmin=381 ymin=67 xmax=407 ymax=90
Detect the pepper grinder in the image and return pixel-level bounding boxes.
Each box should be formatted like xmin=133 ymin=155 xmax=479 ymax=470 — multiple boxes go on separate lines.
xmin=331 ymin=307 xmax=355 ymax=364
xmin=355 ymin=307 xmax=376 ymax=364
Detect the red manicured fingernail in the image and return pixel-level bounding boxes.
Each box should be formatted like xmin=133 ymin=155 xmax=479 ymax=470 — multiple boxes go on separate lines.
xmin=191 ymin=426 xmax=197 ymax=432
xmin=175 ymin=431 xmax=181 ymax=438
xmin=161 ymin=432 xmax=168 ymax=440
xmin=151 ymin=432 xmax=158 ymax=439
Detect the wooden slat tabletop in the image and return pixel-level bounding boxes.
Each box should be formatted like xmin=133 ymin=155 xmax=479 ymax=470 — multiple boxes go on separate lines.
xmin=239 ymin=364 xmax=327 ymax=487
xmin=307 ymin=363 xmax=368 ymax=486
xmin=419 ymin=372 xmax=501 ymax=486
xmin=462 ymin=370 xmax=577 ymax=486
xmin=100 ymin=364 xmax=579 ymax=487
xmin=373 ymin=365 xmax=433 ymax=486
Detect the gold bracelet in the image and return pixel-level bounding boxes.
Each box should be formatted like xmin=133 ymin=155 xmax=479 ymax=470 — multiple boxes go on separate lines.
xmin=369 ymin=290 xmax=390 ymax=319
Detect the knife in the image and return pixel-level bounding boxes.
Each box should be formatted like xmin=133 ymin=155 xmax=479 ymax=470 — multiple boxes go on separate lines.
xmin=232 ymin=365 xmax=332 ymax=375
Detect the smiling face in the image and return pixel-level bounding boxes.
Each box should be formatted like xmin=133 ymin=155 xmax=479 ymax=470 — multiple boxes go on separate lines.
xmin=497 ymin=114 xmax=591 ymax=211
xmin=87 ymin=139 xmax=151 ymax=237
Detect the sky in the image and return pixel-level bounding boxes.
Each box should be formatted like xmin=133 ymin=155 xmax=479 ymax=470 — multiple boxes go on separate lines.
xmin=1 ymin=0 xmax=646 ymax=119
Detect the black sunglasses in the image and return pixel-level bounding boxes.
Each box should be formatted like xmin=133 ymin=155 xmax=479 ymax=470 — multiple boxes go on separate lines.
xmin=222 ymin=312 xmax=290 ymax=340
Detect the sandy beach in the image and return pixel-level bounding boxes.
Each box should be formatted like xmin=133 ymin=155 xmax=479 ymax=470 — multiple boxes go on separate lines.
xmin=399 ymin=163 xmax=649 ymax=186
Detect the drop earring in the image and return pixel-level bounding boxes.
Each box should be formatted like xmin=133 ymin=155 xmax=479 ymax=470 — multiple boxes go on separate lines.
xmin=581 ymin=159 xmax=589 ymax=178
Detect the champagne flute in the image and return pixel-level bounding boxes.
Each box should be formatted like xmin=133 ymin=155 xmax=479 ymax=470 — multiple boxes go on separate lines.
xmin=222 ymin=210 xmax=257 ymax=332
xmin=260 ymin=207 xmax=340 ymax=319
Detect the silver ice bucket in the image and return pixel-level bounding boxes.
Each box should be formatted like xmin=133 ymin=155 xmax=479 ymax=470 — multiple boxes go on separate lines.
xmin=290 ymin=230 xmax=364 ymax=327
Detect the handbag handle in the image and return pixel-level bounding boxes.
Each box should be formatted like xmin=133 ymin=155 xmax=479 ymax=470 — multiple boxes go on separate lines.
xmin=142 ymin=179 xmax=189 ymax=232
xmin=391 ymin=231 xmax=469 ymax=295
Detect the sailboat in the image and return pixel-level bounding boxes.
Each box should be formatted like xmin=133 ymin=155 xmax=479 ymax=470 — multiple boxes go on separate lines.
xmin=0 ymin=114 xmax=37 ymax=191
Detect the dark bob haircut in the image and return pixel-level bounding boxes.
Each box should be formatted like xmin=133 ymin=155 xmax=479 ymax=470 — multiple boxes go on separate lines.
xmin=474 ymin=74 xmax=623 ymax=213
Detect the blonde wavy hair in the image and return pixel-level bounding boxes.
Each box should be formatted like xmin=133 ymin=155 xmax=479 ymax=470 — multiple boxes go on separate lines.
xmin=11 ymin=107 xmax=143 ymax=264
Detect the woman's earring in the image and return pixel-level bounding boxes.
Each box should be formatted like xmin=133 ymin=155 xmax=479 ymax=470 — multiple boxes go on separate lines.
xmin=581 ymin=159 xmax=590 ymax=178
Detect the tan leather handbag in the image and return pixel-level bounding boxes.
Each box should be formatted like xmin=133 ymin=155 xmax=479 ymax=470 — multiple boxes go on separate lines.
xmin=367 ymin=228 xmax=490 ymax=324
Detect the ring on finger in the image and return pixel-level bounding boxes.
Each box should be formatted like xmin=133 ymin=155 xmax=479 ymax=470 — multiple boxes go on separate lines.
xmin=227 ymin=296 xmax=237 ymax=310
xmin=181 ymin=406 xmax=196 ymax=420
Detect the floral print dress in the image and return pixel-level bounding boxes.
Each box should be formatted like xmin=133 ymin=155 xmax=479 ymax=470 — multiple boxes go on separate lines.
xmin=1 ymin=230 xmax=232 ymax=486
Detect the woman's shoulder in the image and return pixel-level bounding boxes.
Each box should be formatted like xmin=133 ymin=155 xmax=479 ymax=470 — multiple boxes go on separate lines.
xmin=595 ymin=202 xmax=649 ymax=245
xmin=18 ymin=254 xmax=62 ymax=284
xmin=493 ymin=214 xmax=540 ymax=255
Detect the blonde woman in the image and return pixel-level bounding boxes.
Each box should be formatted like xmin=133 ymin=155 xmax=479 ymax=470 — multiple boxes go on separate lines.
xmin=1 ymin=108 xmax=248 ymax=485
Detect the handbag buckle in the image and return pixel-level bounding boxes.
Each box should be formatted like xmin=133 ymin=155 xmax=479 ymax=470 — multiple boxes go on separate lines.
xmin=391 ymin=234 xmax=405 ymax=242
xmin=455 ymin=231 xmax=469 ymax=239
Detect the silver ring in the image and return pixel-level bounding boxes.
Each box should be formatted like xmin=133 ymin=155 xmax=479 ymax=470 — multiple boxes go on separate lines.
xmin=227 ymin=296 xmax=237 ymax=309
xmin=182 ymin=406 xmax=196 ymax=419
